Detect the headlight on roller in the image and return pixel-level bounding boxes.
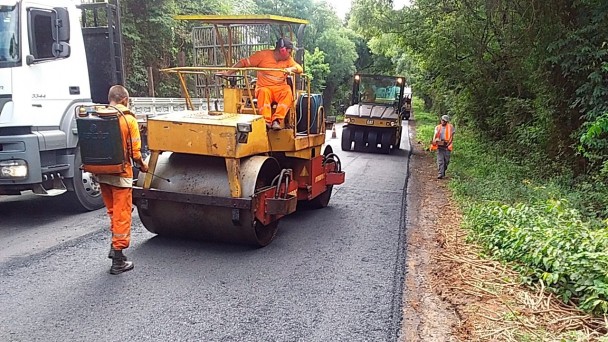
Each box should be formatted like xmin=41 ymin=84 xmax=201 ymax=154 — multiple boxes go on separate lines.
xmin=0 ymin=160 xmax=28 ymax=179
xmin=237 ymin=123 xmax=252 ymax=133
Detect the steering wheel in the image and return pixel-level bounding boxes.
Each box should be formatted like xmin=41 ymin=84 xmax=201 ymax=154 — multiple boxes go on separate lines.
xmin=214 ymin=73 xmax=245 ymax=87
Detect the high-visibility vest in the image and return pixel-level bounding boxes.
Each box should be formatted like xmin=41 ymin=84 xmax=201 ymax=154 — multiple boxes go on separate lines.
xmin=430 ymin=124 xmax=454 ymax=151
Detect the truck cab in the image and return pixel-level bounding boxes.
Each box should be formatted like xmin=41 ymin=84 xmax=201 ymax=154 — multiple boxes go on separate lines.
xmin=0 ymin=0 xmax=123 ymax=210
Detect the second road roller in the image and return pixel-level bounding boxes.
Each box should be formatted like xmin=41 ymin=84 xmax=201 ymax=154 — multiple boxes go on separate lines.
xmin=131 ymin=15 xmax=345 ymax=247
xmin=341 ymin=74 xmax=409 ymax=154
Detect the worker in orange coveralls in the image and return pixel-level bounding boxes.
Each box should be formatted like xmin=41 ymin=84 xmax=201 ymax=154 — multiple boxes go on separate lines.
xmin=222 ymin=37 xmax=303 ymax=130
xmin=97 ymin=85 xmax=148 ymax=275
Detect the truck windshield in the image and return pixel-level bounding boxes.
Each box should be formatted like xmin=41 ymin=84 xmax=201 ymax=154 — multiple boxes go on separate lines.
xmin=359 ymin=76 xmax=402 ymax=105
xmin=0 ymin=4 xmax=19 ymax=67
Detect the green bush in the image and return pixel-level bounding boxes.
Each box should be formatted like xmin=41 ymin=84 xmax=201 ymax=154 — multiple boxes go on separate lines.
xmin=466 ymin=200 xmax=608 ymax=314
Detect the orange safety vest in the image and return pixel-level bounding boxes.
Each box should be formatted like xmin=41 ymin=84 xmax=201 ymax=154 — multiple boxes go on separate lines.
xmin=430 ymin=123 xmax=454 ymax=151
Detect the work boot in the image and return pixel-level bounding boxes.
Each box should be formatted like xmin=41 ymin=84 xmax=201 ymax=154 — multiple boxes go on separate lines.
xmin=271 ymin=120 xmax=281 ymax=130
xmin=108 ymin=247 xmax=127 ymax=261
xmin=110 ymin=249 xmax=134 ymax=275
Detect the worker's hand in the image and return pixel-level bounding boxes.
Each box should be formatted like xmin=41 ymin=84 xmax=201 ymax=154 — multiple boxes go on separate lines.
xmin=283 ymin=67 xmax=295 ymax=74
xmin=139 ymin=162 xmax=149 ymax=173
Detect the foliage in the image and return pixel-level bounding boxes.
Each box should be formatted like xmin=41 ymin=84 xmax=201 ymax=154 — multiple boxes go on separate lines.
xmin=303 ymin=48 xmax=330 ymax=93
xmin=119 ymin=0 xmax=231 ymax=96
xmin=466 ymin=201 xmax=608 ymax=314
xmin=416 ymin=111 xmax=608 ymax=314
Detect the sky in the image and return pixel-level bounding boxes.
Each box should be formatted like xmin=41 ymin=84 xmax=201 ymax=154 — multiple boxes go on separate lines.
xmin=324 ymin=0 xmax=411 ymax=20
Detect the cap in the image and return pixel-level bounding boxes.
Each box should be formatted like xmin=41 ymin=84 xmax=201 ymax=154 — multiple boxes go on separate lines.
xmin=276 ymin=37 xmax=294 ymax=50
xmin=441 ymin=115 xmax=450 ymax=122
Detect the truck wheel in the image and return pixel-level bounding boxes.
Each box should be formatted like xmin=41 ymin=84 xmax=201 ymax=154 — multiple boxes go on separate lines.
xmin=66 ymin=147 xmax=104 ymax=211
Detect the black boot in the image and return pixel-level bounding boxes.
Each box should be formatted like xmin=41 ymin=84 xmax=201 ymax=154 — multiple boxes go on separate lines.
xmin=110 ymin=249 xmax=134 ymax=275
xmin=107 ymin=247 xmax=127 ymax=260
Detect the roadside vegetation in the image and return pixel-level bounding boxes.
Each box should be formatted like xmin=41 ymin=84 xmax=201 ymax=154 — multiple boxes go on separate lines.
xmin=415 ymin=100 xmax=608 ymax=339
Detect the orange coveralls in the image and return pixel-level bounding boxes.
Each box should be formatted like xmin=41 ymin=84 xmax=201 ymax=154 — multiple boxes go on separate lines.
xmin=96 ymin=104 xmax=142 ymax=251
xmin=239 ymin=50 xmax=303 ymax=124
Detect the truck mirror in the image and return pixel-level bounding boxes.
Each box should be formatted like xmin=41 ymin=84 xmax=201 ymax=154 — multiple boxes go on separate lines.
xmin=52 ymin=7 xmax=70 ymax=42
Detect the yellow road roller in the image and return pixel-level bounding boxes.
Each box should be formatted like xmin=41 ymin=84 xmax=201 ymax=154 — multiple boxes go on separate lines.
xmin=132 ymin=15 xmax=345 ymax=246
xmin=342 ymin=74 xmax=408 ymax=154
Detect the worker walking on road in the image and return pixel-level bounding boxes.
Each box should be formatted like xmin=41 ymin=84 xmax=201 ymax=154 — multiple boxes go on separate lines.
xmin=221 ymin=37 xmax=303 ymax=130
xmin=430 ymin=115 xmax=455 ymax=179
xmin=97 ymin=85 xmax=148 ymax=275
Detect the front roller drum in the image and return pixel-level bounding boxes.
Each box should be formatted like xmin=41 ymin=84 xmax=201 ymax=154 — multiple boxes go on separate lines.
xmin=134 ymin=153 xmax=286 ymax=247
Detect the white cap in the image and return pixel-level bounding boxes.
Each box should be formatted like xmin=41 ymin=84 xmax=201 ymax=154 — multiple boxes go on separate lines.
xmin=441 ymin=115 xmax=450 ymax=122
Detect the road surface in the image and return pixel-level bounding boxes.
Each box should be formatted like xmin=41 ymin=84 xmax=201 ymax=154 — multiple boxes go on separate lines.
xmin=0 ymin=122 xmax=412 ymax=342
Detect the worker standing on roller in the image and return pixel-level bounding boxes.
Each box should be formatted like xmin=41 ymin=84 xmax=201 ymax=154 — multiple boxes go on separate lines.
xmin=221 ymin=37 xmax=303 ymax=130
xmin=97 ymin=85 xmax=148 ymax=275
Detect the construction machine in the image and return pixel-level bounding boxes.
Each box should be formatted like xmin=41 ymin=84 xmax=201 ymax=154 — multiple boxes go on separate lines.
xmin=341 ymin=74 xmax=407 ymax=154
xmin=130 ymin=15 xmax=345 ymax=247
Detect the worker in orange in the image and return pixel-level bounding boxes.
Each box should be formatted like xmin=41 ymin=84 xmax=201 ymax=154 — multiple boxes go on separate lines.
xmin=222 ymin=37 xmax=303 ymax=130
xmin=97 ymin=85 xmax=148 ymax=275
xmin=430 ymin=115 xmax=455 ymax=179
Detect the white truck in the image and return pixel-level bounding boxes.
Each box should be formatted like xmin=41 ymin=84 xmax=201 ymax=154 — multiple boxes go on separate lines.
xmin=0 ymin=0 xmax=210 ymax=210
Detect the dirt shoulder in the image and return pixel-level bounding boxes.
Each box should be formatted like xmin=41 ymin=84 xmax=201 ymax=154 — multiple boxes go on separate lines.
xmin=400 ymin=119 xmax=608 ymax=341
xmin=399 ymin=118 xmax=461 ymax=341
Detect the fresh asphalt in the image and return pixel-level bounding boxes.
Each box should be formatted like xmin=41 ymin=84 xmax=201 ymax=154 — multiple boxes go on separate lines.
xmin=0 ymin=122 xmax=412 ymax=342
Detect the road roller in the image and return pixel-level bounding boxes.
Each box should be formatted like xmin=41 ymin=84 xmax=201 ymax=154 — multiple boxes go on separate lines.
xmin=132 ymin=15 xmax=345 ymax=247
xmin=341 ymin=74 xmax=408 ymax=154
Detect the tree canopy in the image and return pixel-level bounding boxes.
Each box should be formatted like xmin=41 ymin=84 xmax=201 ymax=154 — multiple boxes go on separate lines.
xmin=117 ymin=0 xmax=608 ymax=178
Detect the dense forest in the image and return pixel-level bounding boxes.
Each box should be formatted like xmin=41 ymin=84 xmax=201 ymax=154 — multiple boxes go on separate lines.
xmin=116 ymin=0 xmax=608 ymax=314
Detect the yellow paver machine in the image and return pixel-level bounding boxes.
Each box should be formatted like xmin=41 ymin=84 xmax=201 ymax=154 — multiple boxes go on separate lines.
xmin=132 ymin=15 xmax=345 ymax=246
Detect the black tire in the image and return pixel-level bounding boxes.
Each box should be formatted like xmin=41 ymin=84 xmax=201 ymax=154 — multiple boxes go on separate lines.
xmin=380 ymin=131 xmax=392 ymax=154
xmin=367 ymin=130 xmax=379 ymax=152
xmin=393 ymin=128 xmax=401 ymax=150
xmin=341 ymin=126 xmax=353 ymax=151
xmin=353 ymin=129 xmax=365 ymax=152
xmin=66 ymin=147 xmax=104 ymax=211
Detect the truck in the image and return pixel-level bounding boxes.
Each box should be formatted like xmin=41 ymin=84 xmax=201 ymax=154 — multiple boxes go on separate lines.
xmin=0 ymin=0 xmax=206 ymax=210
xmin=341 ymin=74 xmax=408 ymax=154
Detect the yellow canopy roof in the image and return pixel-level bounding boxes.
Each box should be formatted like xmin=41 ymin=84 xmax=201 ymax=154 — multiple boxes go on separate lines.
xmin=173 ymin=14 xmax=309 ymax=25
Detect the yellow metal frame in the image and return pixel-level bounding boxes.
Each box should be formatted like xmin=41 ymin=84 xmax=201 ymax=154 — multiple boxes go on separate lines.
xmin=161 ymin=66 xmax=317 ymax=138
xmin=173 ymin=14 xmax=309 ymax=25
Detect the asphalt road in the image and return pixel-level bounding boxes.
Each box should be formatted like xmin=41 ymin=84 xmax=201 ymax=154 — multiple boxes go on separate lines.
xmin=0 ymin=122 xmax=411 ymax=342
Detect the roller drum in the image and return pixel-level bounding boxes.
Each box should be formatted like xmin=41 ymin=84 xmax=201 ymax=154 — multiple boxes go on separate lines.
xmin=136 ymin=153 xmax=280 ymax=246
